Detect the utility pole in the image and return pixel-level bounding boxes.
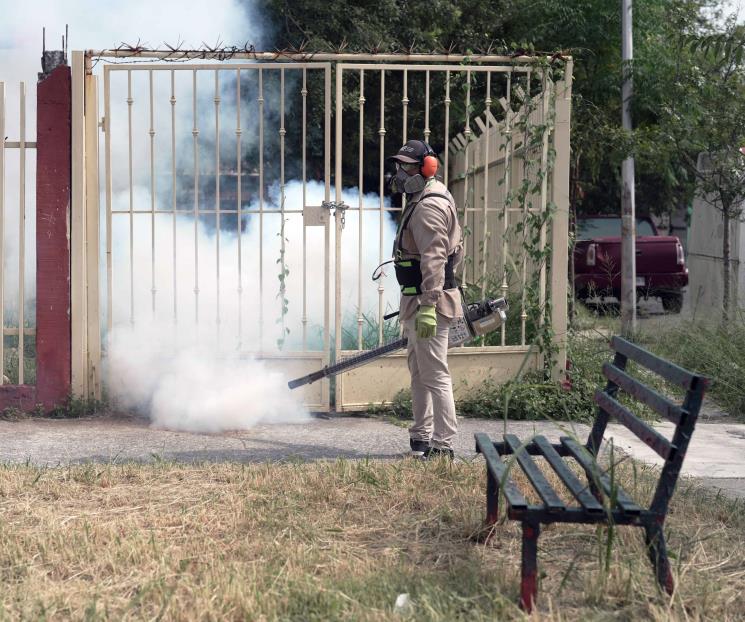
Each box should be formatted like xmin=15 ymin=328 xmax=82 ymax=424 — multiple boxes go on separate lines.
xmin=620 ymin=0 xmax=637 ymax=335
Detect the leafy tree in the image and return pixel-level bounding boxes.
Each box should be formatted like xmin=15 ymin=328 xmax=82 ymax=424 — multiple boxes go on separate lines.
xmin=657 ymin=19 xmax=745 ymax=319
xmin=258 ymin=0 xmax=715 ymax=219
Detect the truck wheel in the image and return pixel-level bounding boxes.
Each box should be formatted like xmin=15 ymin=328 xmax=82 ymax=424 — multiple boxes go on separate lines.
xmin=661 ymin=293 xmax=683 ymax=313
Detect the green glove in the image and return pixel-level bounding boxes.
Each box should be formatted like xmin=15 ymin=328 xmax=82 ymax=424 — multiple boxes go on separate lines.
xmin=415 ymin=305 xmax=438 ymax=339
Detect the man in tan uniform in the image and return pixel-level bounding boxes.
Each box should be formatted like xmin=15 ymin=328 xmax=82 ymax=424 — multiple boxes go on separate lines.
xmin=388 ymin=140 xmax=463 ymax=459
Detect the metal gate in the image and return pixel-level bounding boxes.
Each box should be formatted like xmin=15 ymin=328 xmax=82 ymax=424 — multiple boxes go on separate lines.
xmin=72 ymin=51 xmax=572 ymax=412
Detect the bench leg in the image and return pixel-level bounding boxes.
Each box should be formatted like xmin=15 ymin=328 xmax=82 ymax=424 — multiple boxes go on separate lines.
xmin=645 ymin=523 xmax=674 ymax=595
xmin=486 ymin=469 xmax=499 ymax=526
xmin=520 ymin=520 xmax=540 ymax=612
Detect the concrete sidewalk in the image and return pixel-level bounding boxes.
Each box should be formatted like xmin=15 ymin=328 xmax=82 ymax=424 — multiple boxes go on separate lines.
xmin=602 ymin=421 xmax=745 ymax=499
xmin=0 ymin=415 xmax=742 ymax=498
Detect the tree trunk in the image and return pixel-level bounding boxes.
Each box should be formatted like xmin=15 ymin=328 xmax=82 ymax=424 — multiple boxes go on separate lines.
xmin=722 ymin=209 xmax=731 ymax=322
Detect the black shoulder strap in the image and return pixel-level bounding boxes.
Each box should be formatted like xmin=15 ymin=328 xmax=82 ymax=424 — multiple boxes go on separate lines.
xmin=398 ymin=192 xmax=452 ymax=235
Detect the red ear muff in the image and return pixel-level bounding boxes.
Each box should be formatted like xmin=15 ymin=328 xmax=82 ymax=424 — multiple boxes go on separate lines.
xmin=421 ymin=154 xmax=438 ymax=178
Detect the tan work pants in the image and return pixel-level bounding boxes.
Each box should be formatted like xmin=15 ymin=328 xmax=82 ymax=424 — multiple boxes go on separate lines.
xmin=404 ymin=315 xmax=458 ymax=450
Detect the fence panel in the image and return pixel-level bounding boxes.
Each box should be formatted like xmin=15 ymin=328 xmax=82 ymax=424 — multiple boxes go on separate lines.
xmin=96 ymin=62 xmax=334 ymax=410
xmin=78 ymin=52 xmax=571 ymax=412
xmin=333 ymin=61 xmax=570 ymax=410
xmin=448 ymin=62 xmax=572 ymax=378
xmin=0 ymin=81 xmax=37 ymax=390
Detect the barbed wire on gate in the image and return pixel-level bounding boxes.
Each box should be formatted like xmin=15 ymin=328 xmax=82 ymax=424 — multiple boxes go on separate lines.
xmin=88 ymin=38 xmax=571 ymax=68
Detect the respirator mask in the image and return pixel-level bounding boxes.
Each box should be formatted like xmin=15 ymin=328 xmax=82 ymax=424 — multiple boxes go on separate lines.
xmin=390 ymin=162 xmax=426 ymax=195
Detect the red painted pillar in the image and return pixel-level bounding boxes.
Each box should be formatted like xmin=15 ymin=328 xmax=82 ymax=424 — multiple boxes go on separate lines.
xmin=35 ymin=65 xmax=72 ymax=409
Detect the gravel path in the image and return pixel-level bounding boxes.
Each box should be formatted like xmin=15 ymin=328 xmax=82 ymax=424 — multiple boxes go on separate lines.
xmin=0 ymin=414 xmax=742 ymax=499
xmin=0 ymin=415 xmax=588 ymax=465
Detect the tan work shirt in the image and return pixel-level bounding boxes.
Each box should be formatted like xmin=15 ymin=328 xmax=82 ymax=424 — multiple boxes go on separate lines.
xmin=394 ymin=178 xmax=464 ymax=321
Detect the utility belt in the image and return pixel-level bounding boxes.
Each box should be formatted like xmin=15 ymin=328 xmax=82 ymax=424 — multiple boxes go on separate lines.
xmin=394 ymin=253 xmax=458 ymax=296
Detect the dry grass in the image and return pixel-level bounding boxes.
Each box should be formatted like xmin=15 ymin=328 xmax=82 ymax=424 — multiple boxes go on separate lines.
xmin=0 ymin=458 xmax=743 ymax=621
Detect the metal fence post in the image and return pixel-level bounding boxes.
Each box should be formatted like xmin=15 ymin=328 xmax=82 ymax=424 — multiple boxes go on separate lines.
xmin=85 ymin=67 xmax=101 ymax=399
xmin=70 ymin=51 xmax=87 ymax=398
xmin=550 ymin=63 xmax=573 ymax=381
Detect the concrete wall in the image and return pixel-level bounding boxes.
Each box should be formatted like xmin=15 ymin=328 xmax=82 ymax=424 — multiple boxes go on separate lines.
xmin=687 ymin=153 xmax=745 ymax=315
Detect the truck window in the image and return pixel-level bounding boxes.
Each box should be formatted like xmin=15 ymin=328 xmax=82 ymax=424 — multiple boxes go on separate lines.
xmin=576 ymin=217 xmax=655 ymax=239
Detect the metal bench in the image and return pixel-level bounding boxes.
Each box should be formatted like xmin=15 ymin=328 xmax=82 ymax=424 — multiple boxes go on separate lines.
xmin=474 ymin=336 xmax=708 ymax=612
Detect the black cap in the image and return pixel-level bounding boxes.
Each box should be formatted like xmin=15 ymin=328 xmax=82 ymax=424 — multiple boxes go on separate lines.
xmin=387 ymin=139 xmax=430 ymax=164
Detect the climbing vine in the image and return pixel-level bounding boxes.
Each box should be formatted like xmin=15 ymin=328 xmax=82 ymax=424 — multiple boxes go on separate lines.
xmin=276 ymin=203 xmax=290 ymax=351
xmin=455 ymin=59 xmax=563 ymax=373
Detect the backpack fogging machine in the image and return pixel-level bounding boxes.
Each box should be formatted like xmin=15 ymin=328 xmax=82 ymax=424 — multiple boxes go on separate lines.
xmin=287 ymin=297 xmax=508 ymax=390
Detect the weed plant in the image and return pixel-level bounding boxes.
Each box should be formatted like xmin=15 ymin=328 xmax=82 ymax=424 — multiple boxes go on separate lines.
xmin=640 ymin=310 xmax=745 ymax=420
xmin=371 ymin=330 xmax=610 ymax=423
xmin=340 ymin=311 xmax=401 ymax=351
xmin=2 ymin=334 xmax=36 ymax=385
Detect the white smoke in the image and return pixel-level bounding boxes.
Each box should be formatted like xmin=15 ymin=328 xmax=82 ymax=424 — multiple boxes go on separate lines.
xmin=2 ymin=3 xmax=403 ymax=431
xmin=0 ymin=0 xmax=268 ymax=317
xmin=106 ymin=178 xmax=398 ymax=430
xmin=107 ymin=322 xmax=309 ymax=433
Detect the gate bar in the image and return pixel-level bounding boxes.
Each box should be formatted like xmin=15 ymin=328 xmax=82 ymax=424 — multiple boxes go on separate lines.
xmin=377 ymin=69 xmax=386 ymax=346
xmin=461 ymin=70 xmax=471 ymax=281
xmin=149 ymin=69 xmax=156 ymax=317
xmin=127 ymin=69 xmax=134 ymax=325
xmin=444 ymin=72 xmax=450 ymax=186
xmin=214 ymin=70 xmax=221 ymax=340
xmin=258 ymin=69 xmax=265 ymax=348
xmin=520 ymin=71 xmax=532 ymax=345
xmin=335 ymin=65 xmax=343 ymax=363
xmin=357 ymin=69 xmax=365 ymax=350
xmin=0 ymin=83 xmax=5 ymax=384
xmin=538 ymin=72 xmax=551 ymax=337
xmin=324 ymin=63 xmax=331 ymax=410
xmin=170 ymin=70 xmax=178 ymax=323
xmin=192 ymin=69 xmax=200 ymax=325
xmin=279 ymin=68 xmax=287 ymax=344
xmin=500 ymin=71 xmax=512 ymax=346
xmin=18 ymin=82 xmax=26 ymax=384
xmin=424 ymin=69 xmax=431 ymax=142
xmin=480 ymin=72 xmax=491 ymax=299
xmin=301 ymin=68 xmax=307 ymax=350
xmin=104 ymin=67 xmax=113 ymax=337
xmin=236 ymin=68 xmax=243 ymax=345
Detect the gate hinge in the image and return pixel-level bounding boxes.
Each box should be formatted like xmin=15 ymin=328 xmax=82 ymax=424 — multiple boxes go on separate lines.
xmin=322 ymin=201 xmax=349 ymax=229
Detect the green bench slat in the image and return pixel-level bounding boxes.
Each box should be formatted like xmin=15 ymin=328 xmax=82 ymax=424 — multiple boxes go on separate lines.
xmin=532 ymin=436 xmax=604 ymax=514
xmin=611 ymin=336 xmax=698 ymax=390
xmin=602 ymin=363 xmax=686 ymax=425
xmin=475 ymin=433 xmax=528 ymax=511
xmin=503 ymin=434 xmax=566 ymax=512
xmin=595 ymin=390 xmax=675 ymax=460
xmin=560 ymin=436 xmax=642 ymax=515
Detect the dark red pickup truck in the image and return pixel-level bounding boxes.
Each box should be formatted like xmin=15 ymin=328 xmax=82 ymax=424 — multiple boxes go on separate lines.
xmin=573 ymin=216 xmax=688 ymax=312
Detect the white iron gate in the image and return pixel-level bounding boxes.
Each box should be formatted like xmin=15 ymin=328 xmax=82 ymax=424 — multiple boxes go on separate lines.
xmin=72 ymin=51 xmax=572 ymax=412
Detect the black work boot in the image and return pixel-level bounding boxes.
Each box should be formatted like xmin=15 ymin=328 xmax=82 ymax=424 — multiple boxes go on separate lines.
xmin=409 ymin=438 xmax=430 ymax=458
xmin=423 ymin=446 xmax=455 ymax=460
